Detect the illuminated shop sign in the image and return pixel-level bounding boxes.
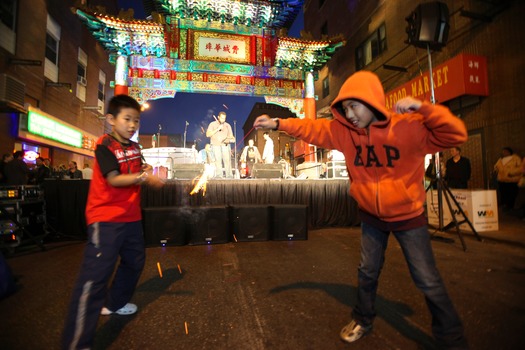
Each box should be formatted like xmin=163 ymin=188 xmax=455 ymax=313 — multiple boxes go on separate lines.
xmin=27 ymin=110 xmax=83 ymax=148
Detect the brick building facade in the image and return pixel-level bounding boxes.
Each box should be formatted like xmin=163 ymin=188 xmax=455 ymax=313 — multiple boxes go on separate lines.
xmin=0 ymin=0 xmax=117 ymax=170
xmin=304 ymin=0 xmax=524 ymax=189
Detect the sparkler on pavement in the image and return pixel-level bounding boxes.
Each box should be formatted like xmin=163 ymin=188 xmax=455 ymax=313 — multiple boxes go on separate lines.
xmin=156 ymin=262 xmax=163 ymax=278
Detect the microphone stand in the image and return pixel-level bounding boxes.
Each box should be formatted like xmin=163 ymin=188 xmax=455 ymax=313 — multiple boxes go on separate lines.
xmin=425 ymin=44 xmax=481 ymax=250
xmin=233 ymin=120 xmax=238 ymax=178
xmin=183 ymin=121 xmax=188 ymax=148
xmin=157 ymin=124 xmax=162 ymax=148
xmin=156 ymin=124 xmax=162 ymax=176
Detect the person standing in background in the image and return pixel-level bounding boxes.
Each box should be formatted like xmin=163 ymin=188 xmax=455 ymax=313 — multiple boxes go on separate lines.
xmin=240 ymin=139 xmax=262 ymax=178
xmin=494 ymin=147 xmax=522 ymax=210
xmin=67 ymin=161 xmax=83 ymax=179
xmin=82 ymin=163 xmax=93 ymax=179
xmin=513 ymin=156 xmax=525 ymax=220
xmin=33 ymin=156 xmax=51 ymax=185
xmin=206 ymin=111 xmax=235 ymax=178
xmin=444 ymin=147 xmax=471 ymax=189
xmin=262 ymin=132 xmax=274 ymax=164
xmin=191 ymin=144 xmax=199 ymax=163
xmin=4 ymin=151 xmax=30 ymax=185
xmin=0 ymin=153 xmax=14 ymax=184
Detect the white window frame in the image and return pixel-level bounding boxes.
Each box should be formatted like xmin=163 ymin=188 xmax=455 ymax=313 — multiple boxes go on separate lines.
xmin=98 ymin=70 xmax=106 ymax=112
xmin=44 ymin=15 xmax=61 ymax=82
xmin=0 ymin=0 xmax=17 ymax=54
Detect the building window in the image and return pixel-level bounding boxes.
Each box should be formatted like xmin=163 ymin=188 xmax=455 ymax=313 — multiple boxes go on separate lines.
xmin=45 ymin=33 xmax=59 ymax=65
xmin=77 ymin=48 xmax=87 ymax=86
xmin=322 ymin=76 xmax=329 ymax=98
xmin=76 ymin=48 xmax=88 ymax=101
xmin=355 ymin=23 xmax=387 ymax=70
xmin=44 ymin=15 xmax=61 ymax=81
xmin=98 ymin=81 xmax=105 ymax=101
xmin=0 ymin=0 xmax=17 ymax=30
xmin=97 ymin=70 xmax=106 ymax=112
xmin=0 ymin=0 xmax=17 ymax=53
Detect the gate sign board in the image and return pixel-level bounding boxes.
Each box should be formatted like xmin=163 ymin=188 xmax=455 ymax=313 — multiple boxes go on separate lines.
xmin=195 ymin=32 xmax=249 ymax=64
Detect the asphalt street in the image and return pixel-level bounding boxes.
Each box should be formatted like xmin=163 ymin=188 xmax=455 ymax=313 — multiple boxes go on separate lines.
xmin=1 ymin=213 xmax=524 ymax=350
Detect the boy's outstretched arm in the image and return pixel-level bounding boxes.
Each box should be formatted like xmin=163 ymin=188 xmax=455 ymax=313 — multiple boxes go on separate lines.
xmin=253 ymin=114 xmax=340 ymax=150
xmin=395 ymin=97 xmax=468 ymax=150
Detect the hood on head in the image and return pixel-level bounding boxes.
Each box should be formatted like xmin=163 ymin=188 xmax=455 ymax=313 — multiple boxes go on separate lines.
xmin=330 ymin=71 xmax=390 ymax=125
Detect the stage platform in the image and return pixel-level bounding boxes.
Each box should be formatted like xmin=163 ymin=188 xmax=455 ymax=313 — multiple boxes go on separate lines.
xmin=42 ymin=179 xmax=360 ymax=239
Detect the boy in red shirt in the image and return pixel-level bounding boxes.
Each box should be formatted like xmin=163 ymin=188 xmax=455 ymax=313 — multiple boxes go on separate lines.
xmin=254 ymin=71 xmax=468 ymax=349
xmin=63 ymin=95 xmax=164 ymax=350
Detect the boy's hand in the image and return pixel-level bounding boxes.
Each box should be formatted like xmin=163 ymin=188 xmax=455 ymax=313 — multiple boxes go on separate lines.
xmin=142 ymin=163 xmax=153 ymax=175
xmin=253 ymin=114 xmax=277 ymax=129
xmin=145 ymin=174 xmax=165 ymax=189
xmin=394 ymin=96 xmax=422 ymax=114
xmin=140 ymin=163 xmax=165 ymax=188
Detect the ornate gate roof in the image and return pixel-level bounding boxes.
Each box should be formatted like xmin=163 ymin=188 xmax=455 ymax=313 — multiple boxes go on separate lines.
xmin=73 ymin=0 xmax=345 ymax=100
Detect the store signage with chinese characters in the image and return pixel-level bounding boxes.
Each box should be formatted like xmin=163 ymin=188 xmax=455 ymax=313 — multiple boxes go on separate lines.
xmin=28 ymin=110 xmax=83 ymax=148
xmin=194 ymin=32 xmax=250 ymax=64
xmin=385 ymin=54 xmax=489 ymax=110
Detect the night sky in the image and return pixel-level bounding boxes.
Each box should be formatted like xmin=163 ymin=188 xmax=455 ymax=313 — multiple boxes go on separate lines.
xmin=116 ymin=0 xmax=304 ymax=146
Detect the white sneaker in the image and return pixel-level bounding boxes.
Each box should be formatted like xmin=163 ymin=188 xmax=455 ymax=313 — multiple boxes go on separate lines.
xmin=100 ymin=303 xmax=137 ymax=316
xmin=340 ymin=319 xmax=372 ymax=343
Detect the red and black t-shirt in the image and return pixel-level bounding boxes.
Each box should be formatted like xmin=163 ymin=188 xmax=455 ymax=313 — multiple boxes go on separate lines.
xmin=85 ymin=134 xmax=143 ymax=225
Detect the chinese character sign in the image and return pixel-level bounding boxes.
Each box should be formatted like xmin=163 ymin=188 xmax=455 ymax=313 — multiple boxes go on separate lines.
xmin=195 ymin=32 xmax=249 ymax=64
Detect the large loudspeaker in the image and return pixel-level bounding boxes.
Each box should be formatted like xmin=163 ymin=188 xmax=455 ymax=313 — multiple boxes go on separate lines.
xmin=187 ymin=206 xmax=229 ymax=245
xmin=1 ymin=200 xmax=46 ymax=237
xmin=231 ymin=205 xmax=270 ymax=242
xmin=407 ymin=1 xmax=449 ymax=50
xmin=143 ymin=207 xmax=187 ymax=246
xmin=172 ymin=163 xmax=204 ymax=179
xmin=253 ymin=163 xmax=283 ymax=179
xmin=270 ymin=205 xmax=308 ymax=240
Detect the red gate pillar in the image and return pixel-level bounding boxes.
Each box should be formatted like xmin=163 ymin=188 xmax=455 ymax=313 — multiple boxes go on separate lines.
xmin=303 ymin=71 xmax=316 ymax=162
xmin=114 ymin=55 xmax=129 ymax=96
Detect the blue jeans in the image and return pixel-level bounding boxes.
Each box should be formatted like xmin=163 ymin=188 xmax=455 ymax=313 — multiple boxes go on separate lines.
xmin=352 ymin=222 xmax=467 ymax=348
xmin=212 ymin=144 xmax=233 ymax=178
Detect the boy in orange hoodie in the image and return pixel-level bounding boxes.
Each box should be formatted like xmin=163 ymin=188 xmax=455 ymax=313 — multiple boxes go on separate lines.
xmin=254 ymin=71 xmax=468 ymax=349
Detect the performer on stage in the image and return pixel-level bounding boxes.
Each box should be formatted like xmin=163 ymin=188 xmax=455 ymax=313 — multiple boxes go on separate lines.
xmin=254 ymin=71 xmax=469 ymax=349
xmin=240 ymin=139 xmax=262 ymax=178
xmin=206 ymin=111 xmax=235 ymax=178
xmin=262 ymin=132 xmax=274 ymax=164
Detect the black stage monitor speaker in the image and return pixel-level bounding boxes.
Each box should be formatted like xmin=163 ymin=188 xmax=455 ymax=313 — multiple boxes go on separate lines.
xmin=143 ymin=207 xmax=187 ymax=246
xmin=2 ymin=200 xmax=46 ymax=237
xmin=231 ymin=205 xmax=270 ymax=242
xmin=253 ymin=163 xmax=283 ymax=179
xmin=172 ymin=163 xmax=204 ymax=179
xmin=406 ymin=1 xmax=449 ymax=50
xmin=187 ymin=206 xmax=229 ymax=245
xmin=270 ymin=205 xmax=308 ymax=240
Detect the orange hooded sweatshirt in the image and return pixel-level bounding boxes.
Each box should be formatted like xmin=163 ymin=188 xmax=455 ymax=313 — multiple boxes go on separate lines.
xmin=279 ymin=71 xmax=467 ymax=222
